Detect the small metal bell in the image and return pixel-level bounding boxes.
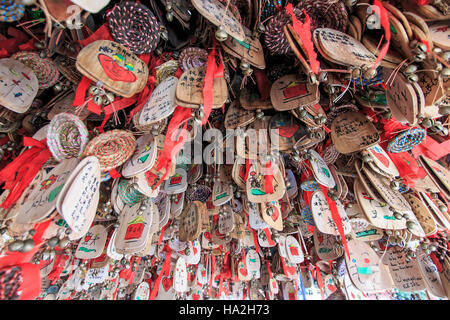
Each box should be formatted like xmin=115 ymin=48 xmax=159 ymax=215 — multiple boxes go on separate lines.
xmin=54 ymin=84 xmax=63 ymax=92
xmin=414 ymin=52 xmax=426 ymax=62
xmin=166 ymin=12 xmax=173 ymax=22
xmin=48 ymin=236 xmax=59 ymax=248
xmin=8 ymin=240 xmax=24 ymax=252
xmin=406 ymin=74 xmax=418 ymax=83
xmin=393 ymin=212 xmax=403 ymax=220
xmin=406 ymin=220 xmax=418 ymax=232
xmin=93 ymin=94 xmax=103 ymax=105
xmin=215 ymin=27 xmax=228 ymax=42
xmin=21 ymin=239 xmax=35 ymax=252
xmin=441 ymin=68 xmax=450 ymax=78
xmin=404 ymin=64 xmax=418 ymax=74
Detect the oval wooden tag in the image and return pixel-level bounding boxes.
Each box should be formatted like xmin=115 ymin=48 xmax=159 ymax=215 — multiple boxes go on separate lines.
xmin=133 ymin=282 xmax=150 ymax=300
xmin=354 ymin=179 xmax=406 ymax=230
xmin=331 ymin=112 xmax=380 ymax=154
xmin=314 ymin=28 xmax=376 ymax=67
xmin=309 ymin=150 xmax=336 ymax=189
xmin=75 ymin=224 xmax=107 ymax=259
xmin=313 ymin=229 xmax=343 ymax=261
xmin=0 ymin=58 xmax=38 ymax=113
xmin=174 ymin=257 xmax=188 ymax=293
xmin=386 ymin=246 xmax=426 ymax=292
xmin=366 ymin=144 xmax=399 ymax=178
xmin=122 ymin=134 xmax=157 ymax=178
xmin=270 ymin=74 xmax=319 ymax=111
xmin=58 ymin=156 xmax=101 ymax=236
xmin=246 ymin=249 xmax=261 ymax=279
xmin=345 ymin=239 xmax=393 ymax=293
xmin=76 ymin=40 xmax=148 ymax=98
xmin=285 ymin=235 xmax=304 ymax=264
xmin=404 ymin=193 xmax=437 ymax=236
xmin=139 ymin=76 xmax=177 ymax=125
xmin=260 ymin=200 xmax=283 ymax=231
xmin=191 ymin=0 xmax=245 ymax=42
xmin=417 ymin=248 xmax=446 ymax=298
xmin=310 ymin=190 xmax=352 ymax=236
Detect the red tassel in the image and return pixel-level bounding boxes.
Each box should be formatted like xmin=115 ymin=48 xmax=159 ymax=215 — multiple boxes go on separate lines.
xmin=0 ymin=137 xmax=51 ymax=209
xmin=285 ymin=4 xmax=320 ymax=74
xmin=202 ymin=42 xmax=224 ymax=126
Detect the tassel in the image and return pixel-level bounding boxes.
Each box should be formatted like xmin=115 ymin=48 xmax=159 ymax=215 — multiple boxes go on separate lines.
xmin=149 ymin=245 xmax=172 ymax=300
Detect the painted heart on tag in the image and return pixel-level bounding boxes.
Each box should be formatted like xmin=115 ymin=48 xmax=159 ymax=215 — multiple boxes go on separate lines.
xmin=371 ymin=148 xmax=389 ymax=167
xmin=204 ymin=232 xmax=212 ymax=240
xmin=162 ymin=277 xmax=173 ymax=291
xmin=201 ymin=270 xmax=206 ymax=277
xmin=192 ymin=293 xmax=200 ymax=300
xmin=286 ymin=264 xmax=296 ymax=275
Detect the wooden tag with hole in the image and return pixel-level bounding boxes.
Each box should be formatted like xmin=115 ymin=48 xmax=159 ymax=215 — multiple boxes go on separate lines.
xmin=0 ymin=58 xmax=39 ymax=113
xmin=164 ymin=168 xmax=188 ymax=195
xmin=345 ymin=239 xmax=393 ymax=293
xmin=76 ymin=40 xmax=148 ymax=98
xmin=314 ymin=28 xmax=376 ymax=67
xmin=246 ymin=161 xmax=286 ymax=203
xmin=191 ymin=0 xmax=245 ymax=41
xmin=285 ymin=235 xmax=303 ymax=264
xmin=75 ymin=224 xmax=107 ymax=259
xmin=419 ymin=156 xmax=450 ymax=199
xmin=313 ymin=228 xmax=343 ymax=261
xmin=386 ymin=246 xmax=426 ymax=292
xmin=176 ymin=66 xmax=227 ymax=107
xmin=331 ymin=112 xmax=379 ymax=154
xmin=239 ymin=85 xmax=272 ymax=111
xmin=417 ymin=248 xmax=446 ymax=298
xmin=222 ymin=27 xmax=265 ymax=69
xmin=347 ymin=203 xmax=383 ymax=241
xmin=354 ymin=179 xmax=406 ymax=230
xmin=269 ymin=112 xmax=308 ymax=152
xmin=270 ymin=74 xmax=319 ymax=111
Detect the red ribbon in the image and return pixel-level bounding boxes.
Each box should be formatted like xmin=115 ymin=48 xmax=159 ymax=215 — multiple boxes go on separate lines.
xmin=373 ymin=0 xmax=391 ymax=68
xmin=152 ymin=106 xmax=191 ymax=189
xmin=319 ymin=185 xmax=350 ymax=259
xmin=149 ymin=245 xmax=172 ymax=300
xmin=202 ymin=42 xmax=224 ymax=126
xmin=285 ymin=4 xmax=320 ymax=74
xmin=264 ymin=161 xmax=274 ymax=194
xmin=0 ymin=137 xmax=52 ymax=209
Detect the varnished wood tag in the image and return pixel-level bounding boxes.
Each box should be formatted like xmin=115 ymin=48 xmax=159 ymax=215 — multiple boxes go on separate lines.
xmin=419 ymin=156 xmax=450 ymax=198
xmin=260 ymin=200 xmax=283 ymax=231
xmin=383 ymin=68 xmax=419 ymax=125
xmin=76 ymin=40 xmax=148 ymax=98
xmin=331 ymin=112 xmax=379 ymax=154
xmin=176 ymin=66 xmax=227 ymax=107
xmin=269 ymin=112 xmax=308 ymax=152
xmin=0 ymin=58 xmax=39 ymax=113
xmin=313 ymin=229 xmax=343 ymax=261
xmin=417 ymin=248 xmax=446 ymax=298
xmin=314 ymin=28 xmax=376 ymax=67
xmin=365 ymin=144 xmax=400 ymax=178
xmin=179 ymin=201 xmax=204 ymax=242
xmin=404 ymin=193 xmax=437 ymax=236
xmin=270 ymin=74 xmax=319 ymax=111
xmin=224 ymin=101 xmax=255 ymax=129
xmin=362 ymin=164 xmax=411 ymax=212
xmin=191 ymin=0 xmax=245 ymax=41
xmin=347 ymin=203 xmax=383 ymax=241
xmin=222 ymin=27 xmax=265 ymax=69
xmin=309 ymin=150 xmax=336 ymax=189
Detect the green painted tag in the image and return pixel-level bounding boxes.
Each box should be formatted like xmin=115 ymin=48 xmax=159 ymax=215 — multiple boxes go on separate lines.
xmin=357 ymin=267 xmax=373 ymax=275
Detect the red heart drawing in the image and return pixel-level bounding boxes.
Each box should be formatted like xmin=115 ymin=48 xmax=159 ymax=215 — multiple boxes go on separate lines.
xmin=204 ymin=232 xmax=212 ymax=240
xmin=286 ymin=265 xmax=296 ymax=275
xmin=239 ymin=266 xmax=248 ymax=277
xmin=193 ymin=246 xmax=198 ymax=255
xmin=162 ymin=277 xmax=173 ymax=291
xmin=327 ymin=284 xmax=337 ymax=293
xmin=201 ymin=270 xmax=206 ymax=277
xmin=192 ymin=293 xmax=200 ymax=300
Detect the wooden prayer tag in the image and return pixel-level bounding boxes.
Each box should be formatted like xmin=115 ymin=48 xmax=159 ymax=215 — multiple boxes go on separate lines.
xmin=270 ymin=74 xmax=319 ymax=111
xmin=75 ymin=224 xmax=107 ymax=259
xmin=76 ymin=40 xmax=149 ymax=98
